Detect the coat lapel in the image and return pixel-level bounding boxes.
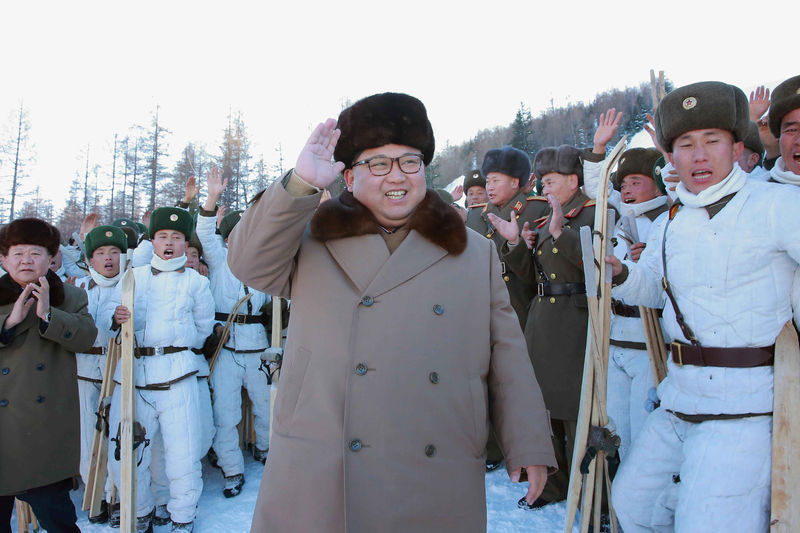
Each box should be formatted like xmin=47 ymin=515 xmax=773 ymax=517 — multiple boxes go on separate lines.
xmin=365 ymin=230 xmax=448 ymax=298
xmin=324 ymin=234 xmax=391 ymax=294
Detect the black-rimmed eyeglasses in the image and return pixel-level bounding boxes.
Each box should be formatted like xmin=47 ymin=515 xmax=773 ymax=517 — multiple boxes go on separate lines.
xmin=352 ymin=153 xmax=424 ymax=176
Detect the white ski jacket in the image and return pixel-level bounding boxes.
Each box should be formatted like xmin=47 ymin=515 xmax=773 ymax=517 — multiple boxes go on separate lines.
xmin=195 ymin=214 xmax=270 ymax=351
xmin=613 ymin=173 xmax=800 ymax=416
xmin=75 ymin=275 xmax=117 ymax=381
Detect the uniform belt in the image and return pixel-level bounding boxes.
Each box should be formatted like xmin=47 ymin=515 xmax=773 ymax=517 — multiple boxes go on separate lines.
xmin=214 ymin=312 xmax=263 ymax=324
xmin=611 ymin=301 xmax=664 ymax=318
xmin=670 ymin=342 xmax=775 ymax=368
xmin=135 ymin=346 xmax=189 ymax=357
xmin=85 ymin=346 xmax=107 ymax=355
xmin=609 ymin=339 xmax=648 ymax=350
xmin=537 ymin=282 xmax=585 ymax=297
xmin=222 ymin=346 xmax=267 ymax=354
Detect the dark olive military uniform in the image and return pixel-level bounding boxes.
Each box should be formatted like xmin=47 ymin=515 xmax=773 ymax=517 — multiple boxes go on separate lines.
xmin=466 ymin=192 xmax=549 ymax=328
xmin=501 ymin=190 xmax=596 ymax=503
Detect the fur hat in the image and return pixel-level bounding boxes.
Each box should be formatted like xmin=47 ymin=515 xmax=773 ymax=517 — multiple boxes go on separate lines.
xmin=219 ymin=210 xmax=243 ymax=240
xmin=119 ymin=226 xmax=138 ymax=250
xmin=135 ymin=221 xmax=148 ymax=238
xmin=769 ymin=75 xmax=800 ymax=138
xmin=533 ymin=145 xmax=584 ymax=185
xmin=149 ymin=207 xmax=193 ymax=240
xmin=434 ymin=188 xmax=454 ymax=205
xmin=482 ymin=146 xmax=531 ymax=187
xmin=613 ymin=148 xmax=662 ymax=190
xmin=112 ymin=218 xmax=139 ymax=234
xmin=463 ymin=169 xmax=486 ymax=191
xmin=334 ymin=93 xmax=435 ymax=168
xmin=653 ymin=155 xmax=667 ymax=194
xmin=85 ymin=225 xmax=127 ymax=258
xmin=0 ymin=218 xmax=61 ymax=256
xmin=742 ymin=121 xmax=764 ymax=158
xmin=655 ymin=81 xmax=749 ymax=150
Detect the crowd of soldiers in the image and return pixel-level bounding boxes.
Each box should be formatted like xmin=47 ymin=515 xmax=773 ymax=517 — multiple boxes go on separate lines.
xmin=1 ymin=73 xmax=799 ymax=533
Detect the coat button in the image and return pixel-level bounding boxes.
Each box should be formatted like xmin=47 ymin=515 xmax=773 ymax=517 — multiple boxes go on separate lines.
xmin=552 ymin=247 xmax=558 ymax=254
xmin=432 ymin=304 xmax=444 ymax=315
xmin=549 ymin=297 xmax=556 ymax=304
xmin=429 ymin=372 xmax=440 ymax=384
xmin=0 ymin=399 xmax=8 ymax=407
xmin=355 ymin=363 xmax=368 ymax=376
xmin=425 ymin=444 xmax=436 ymax=457
xmin=1 ymin=368 xmax=8 ymax=375
xmin=503 ymin=276 xmax=510 ymax=282
xmin=64 ymin=331 xmax=72 ymax=339
xmin=36 ymin=395 xmax=45 ymax=403
xmin=537 ymin=250 xmax=542 ymax=256
xmin=550 ymin=273 xmax=556 ymax=280
xmin=349 ymin=439 xmax=362 ymax=452
xmin=361 ymin=296 xmax=374 ymax=307
xmin=36 ymin=363 xmax=44 ymax=371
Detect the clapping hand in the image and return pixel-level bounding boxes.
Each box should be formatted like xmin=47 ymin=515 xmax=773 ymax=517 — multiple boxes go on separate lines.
xmin=486 ymin=212 xmax=521 ymax=245
xmin=294 ymin=119 xmax=345 ymax=189
xmin=547 ymin=194 xmax=565 ymax=240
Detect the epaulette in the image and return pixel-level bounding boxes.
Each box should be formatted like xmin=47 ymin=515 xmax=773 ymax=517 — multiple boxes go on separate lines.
xmin=565 ymin=199 xmax=596 ymax=219
xmin=669 ymin=202 xmax=682 ymax=220
xmin=535 ymin=215 xmax=549 ymax=229
xmin=468 ymin=202 xmax=487 ymax=209
xmin=527 ymin=196 xmax=548 ymax=201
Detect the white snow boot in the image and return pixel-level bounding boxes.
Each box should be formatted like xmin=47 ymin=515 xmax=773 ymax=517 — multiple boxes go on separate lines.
xmin=171 ymin=520 xmax=194 ymax=532
xmin=223 ymin=473 xmax=245 ymax=498
xmin=153 ymin=504 xmax=171 ymax=526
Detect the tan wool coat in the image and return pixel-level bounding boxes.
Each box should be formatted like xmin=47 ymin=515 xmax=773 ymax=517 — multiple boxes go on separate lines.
xmin=0 ymin=270 xmax=97 ymax=495
xmin=228 ymin=178 xmax=556 ymax=533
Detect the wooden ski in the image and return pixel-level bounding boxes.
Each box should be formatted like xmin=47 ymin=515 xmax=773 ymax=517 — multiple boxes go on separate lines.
xmin=83 ymin=338 xmax=120 ymax=519
xmin=119 ymin=269 xmax=136 ymax=533
xmin=208 ymin=292 xmax=253 ymax=375
xmin=267 ymin=297 xmax=284 ymax=446
xmin=770 ymin=321 xmax=800 ymax=532
xmin=14 ymin=499 xmax=38 ymax=533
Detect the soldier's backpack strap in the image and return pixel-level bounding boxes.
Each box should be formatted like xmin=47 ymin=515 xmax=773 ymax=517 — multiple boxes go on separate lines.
xmin=661 ymin=202 xmax=700 ymax=346
xmin=243 ymin=285 xmax=253 ymax=315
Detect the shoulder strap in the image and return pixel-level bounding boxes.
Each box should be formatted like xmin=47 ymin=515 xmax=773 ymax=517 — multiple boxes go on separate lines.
xmin=661 ymin=203 xmax=700 ymax=346
xmin=243 ymin=285 xmax=253 ymax=315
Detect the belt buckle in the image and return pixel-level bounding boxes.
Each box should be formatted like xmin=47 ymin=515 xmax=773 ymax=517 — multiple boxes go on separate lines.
xmin=101 ymin=346 xmax=107 ymax=356
xmin=500 ymin=262 xmax=506 ymax=275
xmin=537 ymin=283 xmax=545 ymax=297
xmin=672 ymin=342 xmax=683 ymax=366
xmin=235 ymin=314 xmax=247 ymax=325
xmin=154 ymin=346 xmax=164 ymax=356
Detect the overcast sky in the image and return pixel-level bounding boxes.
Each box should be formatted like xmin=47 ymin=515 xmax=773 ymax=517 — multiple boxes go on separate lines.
xmin=1 ymin=0 xmax=795 ymax=214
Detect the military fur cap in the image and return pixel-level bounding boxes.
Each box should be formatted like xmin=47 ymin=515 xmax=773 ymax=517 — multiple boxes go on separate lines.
xmin=219 ymin=210 xmax=243 ymax=240
xmin=613 ymin=148 xmax=662 ymax=190
xmin=119 ymin=227 xmax=138 ymax=250
xmin=85 ymin=225 xmax=127 ymax=258
xmin=149 ymin=207 xmax=193 ymax=240
xmin=533 ymin=145 xmax=584 ymax=185
xmin=769 ymin=75 xmax=800 ymax=138
xmin=482 ymin=146 xmax=531 ymax=187
xmin=434 ymin=188 xmax=454 ymax=205
xmin=653 ymin=155 xmax=667 ymax=194
xmin=112 ymin=218 xmax=139 ymax=234
xmin=334 ymin=93 xmax=435 ymax=168
xmin=655 ymin=81 xmax=749 ymax=150
xmin=463 ymin=169 xmax=486 ymax=191
xmin=0 ymin=218 xmax=61 ymax=256
xmin=134 ymin=221 xmax=148 ymax=238
xmin=742 ymin=121 xmax=764 ymax=158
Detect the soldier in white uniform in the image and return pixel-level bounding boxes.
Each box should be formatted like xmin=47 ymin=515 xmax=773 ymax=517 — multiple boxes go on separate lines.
xmin=193 ymin=168 xmax=272 ymax=498
xmin=106 ymin=207 xmax=215 ymax=533
xmin=607 ymin=81 xmax=800 ymax=533
xmin=74 ymin=225 xmax=128 ymax=523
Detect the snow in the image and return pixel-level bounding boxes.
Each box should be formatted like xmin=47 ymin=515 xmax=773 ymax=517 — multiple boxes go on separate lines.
xmin=10 ymin=456 xmax=577 ymax=532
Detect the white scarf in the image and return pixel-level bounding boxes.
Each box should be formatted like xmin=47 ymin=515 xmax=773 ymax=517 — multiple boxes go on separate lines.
xmin=151 ymin=253 xmax=187 ymax=272
xmin=89 ymin=266 xmax=123 ymax=287
xmin=618 ymin=195 xmax=668 ymax=218
xmin=676 ymin=163 xmax=747 ymax=208
xmin=769 ymin=157 xmax=800 ymax=186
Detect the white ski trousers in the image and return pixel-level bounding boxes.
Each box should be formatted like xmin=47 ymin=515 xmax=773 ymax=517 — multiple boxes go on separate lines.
xmin=606 ymin=345 xmax=654 ymax=460
xmin=196 ymin=376 xmax=215 ymax=456
xmin=613 ymin=407 xmax=771 ymax=533
xmin=78 ymin=378 xmax=113 ymax=499
xmin=209 ymin=349 xmax=270 ymax=476
xmin=108 ymin=377 xmax=203 ymax=523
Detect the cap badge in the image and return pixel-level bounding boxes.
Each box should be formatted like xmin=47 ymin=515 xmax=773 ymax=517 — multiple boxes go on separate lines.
xmin=795 ymin=88 xmax=800 ymax=95
xmin=121 ymin=221 xmax=127 ymax=225
xmin=655 ymin=166 xmax=662 ymax=176
xmin=682 ymin=97 xmax=697 ymax=110
xmin=170 ymin=214 xmax=179 ymax=221
xmin=105 ymin=231 xmax=113 ymax=237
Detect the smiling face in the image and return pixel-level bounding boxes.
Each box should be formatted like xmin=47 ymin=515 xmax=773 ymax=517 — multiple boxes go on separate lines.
xmin=152 ymin=230 xmax=187 ymax=260
xmin=485 ymin=172 xmax=519 ymax=209
xmin=668 ymin=128 xmax=743 ymax=194
xmin=343 ymin=144 xmax=427 ymax=229
xmin=780 ymin=108 xmax=800 ymax=175
xmin=620 ymin=174 xmax=662 ymax=205
xmin=89 ymin=245 xmax=122 ymax=278
xmin=2 ymin=244 xmax=52 ymax=286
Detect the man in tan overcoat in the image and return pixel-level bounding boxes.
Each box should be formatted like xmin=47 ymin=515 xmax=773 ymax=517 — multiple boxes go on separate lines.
xmin=0 ymin=218 xmax=97 ymax=533
xmin=227 ymin=92 xmax=556 ymax=533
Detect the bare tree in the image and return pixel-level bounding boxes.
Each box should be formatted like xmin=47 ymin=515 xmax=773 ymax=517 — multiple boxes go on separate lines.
xmin=1 ymin=102 xmax=35 ymax=221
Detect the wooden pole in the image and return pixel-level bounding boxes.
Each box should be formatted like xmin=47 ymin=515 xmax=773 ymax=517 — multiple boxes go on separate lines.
xmin=119 ymin=269 xmax=136 ymax=533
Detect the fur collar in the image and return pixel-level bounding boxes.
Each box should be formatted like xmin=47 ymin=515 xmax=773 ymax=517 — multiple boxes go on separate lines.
xmin=310 ymin=189 xmax=467 ymax=255
xmin=0 ymin=270 xmax=65 ymax=307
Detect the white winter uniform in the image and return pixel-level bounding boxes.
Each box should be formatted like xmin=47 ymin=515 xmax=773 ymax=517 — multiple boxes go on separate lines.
xmin=610 ymin=168 xmax=800 ymax=533
xmin=769 ymin=156 xmax=800 ymax=331
xmin=104 ymin=258 xmax=214 ymax=523
xmin=583 ymin=160 xmax=667 ymax=460
xmin=131 ymin=239 xmax=154 ymax=267
xmin=75 ymin=274 xmax=117 ymax=498
xmin=195 ymin=213 xmax=271 ymax=477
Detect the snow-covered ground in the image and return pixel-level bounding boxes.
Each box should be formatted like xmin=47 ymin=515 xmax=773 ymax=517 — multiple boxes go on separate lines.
xmin=10 ymin=456 xmax=576 ymax=532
